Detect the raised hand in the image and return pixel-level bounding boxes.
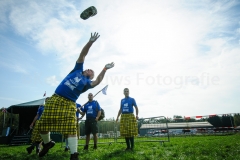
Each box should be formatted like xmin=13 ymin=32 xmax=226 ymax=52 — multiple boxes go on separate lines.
xmin=105 ymin=62 xmax=115 ymax=70
xmin=89 ymin=32 xmax=100 ymax=42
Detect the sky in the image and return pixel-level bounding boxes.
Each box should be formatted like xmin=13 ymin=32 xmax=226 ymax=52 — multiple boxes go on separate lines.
xmin=0 ymin=0 xmax=240 ymax=120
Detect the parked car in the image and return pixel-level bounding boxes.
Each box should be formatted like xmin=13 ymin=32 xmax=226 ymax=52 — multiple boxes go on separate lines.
xmin=152 ymin=133 xmax=166 ymax=137
xmin=146 ymin=129 xmax=155 ymax=136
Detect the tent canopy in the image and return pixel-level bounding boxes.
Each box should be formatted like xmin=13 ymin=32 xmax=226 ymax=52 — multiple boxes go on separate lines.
xmin=6 ymin=98 xmax=46 ymax=135
xmin=7 ymin=98 xmax=45 ymax=114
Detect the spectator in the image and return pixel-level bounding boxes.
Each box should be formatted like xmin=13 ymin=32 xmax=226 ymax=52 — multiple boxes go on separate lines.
xmin=26 ymin=97 xmax=49 ymax=154
xmin=82 ymin=93 xmax=101 ymax=150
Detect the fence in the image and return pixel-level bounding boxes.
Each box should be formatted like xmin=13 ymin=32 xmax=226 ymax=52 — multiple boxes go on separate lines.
xmin=62 ymin=116 xmax=170 ymax=147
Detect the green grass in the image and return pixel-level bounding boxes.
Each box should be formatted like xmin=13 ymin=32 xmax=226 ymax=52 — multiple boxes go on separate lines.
xmin=0 ymin=134 xmax=240 ymax=160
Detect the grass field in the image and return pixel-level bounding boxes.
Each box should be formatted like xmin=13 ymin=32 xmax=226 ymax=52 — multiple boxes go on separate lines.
xmin=0 ymin=134 xmax=239 ymax=160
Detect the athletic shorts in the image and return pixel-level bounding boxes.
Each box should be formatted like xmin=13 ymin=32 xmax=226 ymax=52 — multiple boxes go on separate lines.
xmin=85 ymin=119 xmax=98 ymax=135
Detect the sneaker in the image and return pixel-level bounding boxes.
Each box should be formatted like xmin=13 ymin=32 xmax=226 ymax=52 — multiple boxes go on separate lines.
xmin=38 ymin=141 xmax=55 ymax=157
xmin=64 ymin=147 xmax=69 ymax=152
xmin=26 ymin=146 xmax=34 ymax=154
xmin=70 ymin=152 xmax=79 ymax=160
xmin=83 ymin=145 xmax=88 ymax=150
xmin=80 ymin=6 xmax=97 ymax=20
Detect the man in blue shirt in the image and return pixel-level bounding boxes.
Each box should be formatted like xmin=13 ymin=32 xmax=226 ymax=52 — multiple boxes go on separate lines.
xmin=26 ymin=97 xmax=49 ymax=154
xmin=36 ymin=32 xmax=114 ymax=160
xmin=81 ymin=93 xmax=101 ymax=150
xmin=116 ymin=88 xmax=139 ymax=151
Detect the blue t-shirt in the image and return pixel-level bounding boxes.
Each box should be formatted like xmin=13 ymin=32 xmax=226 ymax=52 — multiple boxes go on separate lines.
xmin=83 ymin=101 xmax=101 ymax=119
xmin=121 ymin=97 xmax=137 ymax=114
xmin=37 ymin=105 xmax=44 ymax=120
xmin=76 ymin=103 xmax=84 ymax=118
xmin=55 ymin=62 xmax=94 ymax=102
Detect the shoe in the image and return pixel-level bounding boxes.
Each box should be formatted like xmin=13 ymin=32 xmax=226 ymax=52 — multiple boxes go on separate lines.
xmin=26 ymin=146 xmax=34 ymax=154
xmin=38 ymin=141 xmax=55 ymax=157
xmin=125 ymin=148 xmax=131 ymax=151
xmin=83 ymin=145 xmax=88 ymax=150
xmin=80 ymin=6 xmax=97 ymax=20
xmin=70 ymin=152 xmax=79 ymax=160
xmin=36 ymin=148 xmax=40 ymax=154
xmin=64 ymin=147 xmax=69 ymax=152
xmin=93 ymin=145 xmax=97 ymax=150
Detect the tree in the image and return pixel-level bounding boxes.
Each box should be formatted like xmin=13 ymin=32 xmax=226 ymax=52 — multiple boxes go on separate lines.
xmin=222 ymin=115 xmax=234 ymax=127
xmin=207 ymin=115 xmax=235 ymax=127
xmin=207 ymin=115 xmax=222 ymax=127
xmin=234 ymin=114 xmax=240 ymax=126
xmin=0 ymin=109 xmax=19 ymax=135
xmin=173 ymin=115 xmax=183 ymax=122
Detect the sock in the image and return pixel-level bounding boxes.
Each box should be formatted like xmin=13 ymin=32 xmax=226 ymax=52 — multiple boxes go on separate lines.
xmin=65 ymin=139 xmax=69 ymax=148
xmin=125 ymin=138 xmax=130 ymax=149
xmin=36 ymin=143 xmax=40 ymax=149
xmin=30 ymin=143 xmax=35 ymax=148
xmin=84 ymin=145 xmax=88 ymax=149
xmin=35 ymin=141 xmax=41 ymax=149
xmin=68 ymin=137 xmax=78 ymax=154
xmin=40 ymin=133 xmax=50 ymax=144
xmin=130 ymin=137 xmax=134 ymax=149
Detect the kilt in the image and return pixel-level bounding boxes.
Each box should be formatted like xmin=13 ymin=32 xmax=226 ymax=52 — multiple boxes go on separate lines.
xmin=36 ymin=94 xmax=77 ymax=135
xmin=31 ymin=120 xmax=42 ymax=142
xmin=120 ymin=113 xmax=138 ymax=137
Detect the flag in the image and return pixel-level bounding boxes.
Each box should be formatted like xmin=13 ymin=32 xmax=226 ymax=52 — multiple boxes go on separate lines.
xmin=2 ymin=108 xmax=7 ymax=113
xmin=102 ymin=85 xmax=108 ymax=95
xmin=43 ymin=91 xmax=46 ymax=97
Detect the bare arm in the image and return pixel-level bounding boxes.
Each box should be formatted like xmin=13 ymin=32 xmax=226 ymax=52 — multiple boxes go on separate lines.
xmin=96 ymin=111 xmax=101 ymax=121
xmin=30 ymin=114 xmax=38 ymax=128
xmin=79 ymin=113 xmax=85 ymax=120
xmin=116 ymin=108 xmax=122 ymax=122
xmin=77 ymin=32 xmax=100 ymax=63
xmin=91 ymin=62 xmax=114 ymax=87
xmin=81 ymin=112 xmax=86 ymax=118
xmin=134 ymin=106 xmax=139 ymax=120
xmin=77 ymin=41 xmax=94 ymax=63
xmin=77 ymin=108 xmax=85 ymax=116
xmin=91 ymin=69 xmax=106 ymax=87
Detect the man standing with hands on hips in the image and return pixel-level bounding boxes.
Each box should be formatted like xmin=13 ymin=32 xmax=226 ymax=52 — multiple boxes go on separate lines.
xmin=116 ymin=88 xmax=139 ymax=151
xmin=36 ymin=32 xmax=114 ymax=160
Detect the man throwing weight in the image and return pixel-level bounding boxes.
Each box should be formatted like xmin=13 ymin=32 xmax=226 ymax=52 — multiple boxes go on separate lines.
xmin=36 ymin=32 xmax=114 ymax=160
